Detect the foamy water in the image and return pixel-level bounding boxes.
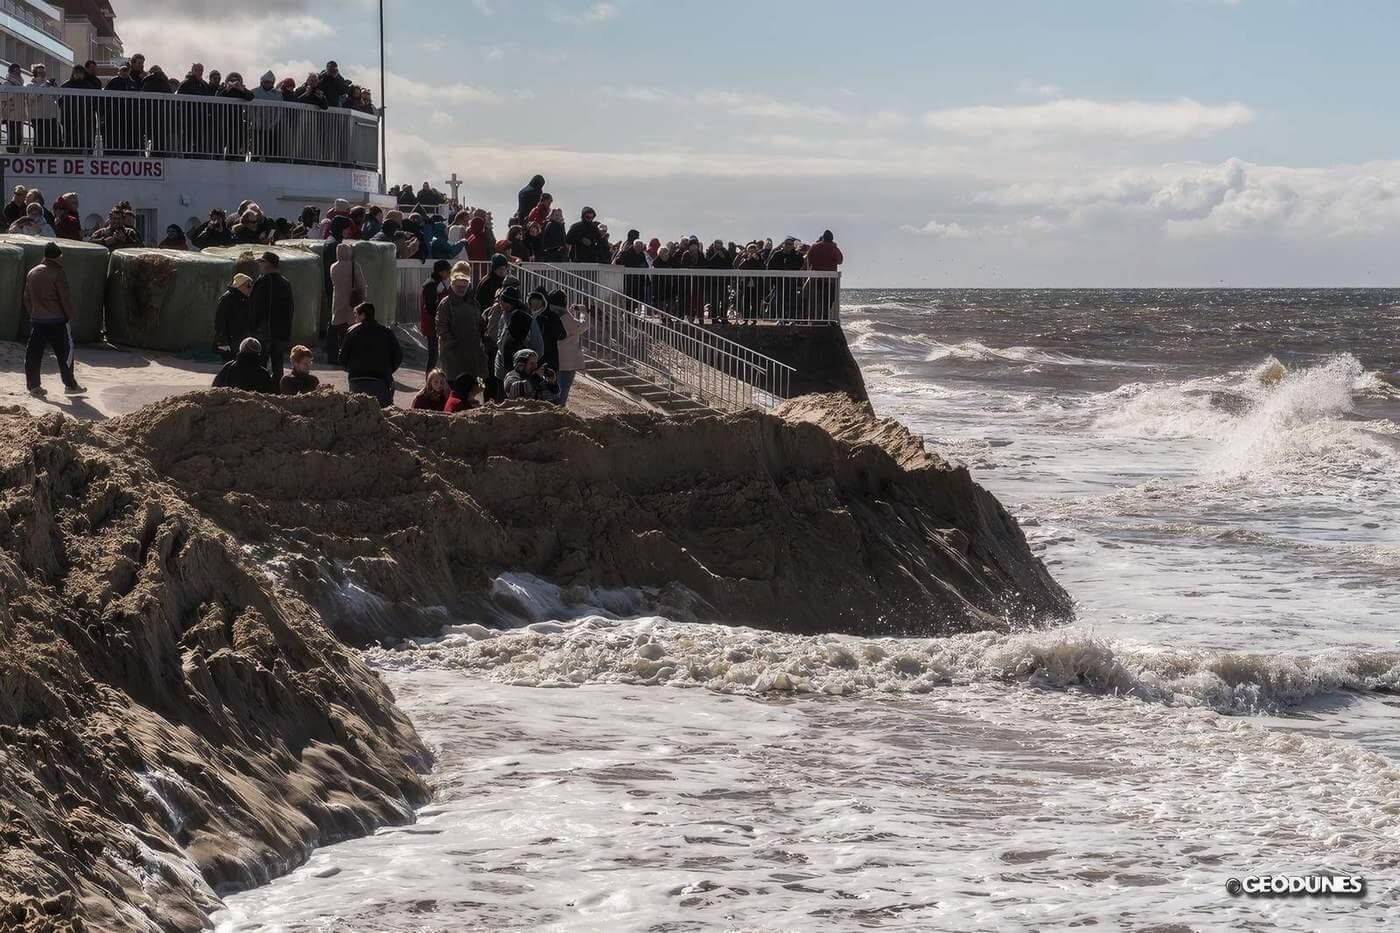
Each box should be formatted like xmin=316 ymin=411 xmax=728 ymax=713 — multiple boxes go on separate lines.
xmin=218 ymin=289 xmax=1400 ymax=930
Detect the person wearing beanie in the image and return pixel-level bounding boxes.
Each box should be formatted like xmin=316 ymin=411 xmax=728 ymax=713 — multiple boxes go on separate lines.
xmin=23 ymin=242 xmax=83 ymax=396
xmin=214 ymin=272 xmax=255 ymax=360
xmin=493 ymin=287 xmax=536 ymax=388
xmin=804 ymin=228 xmax=844 ymax=319
xmin=419 ymin=258 xmax=453 ymax=374
xmin=213 ymin=337 xmax=275 ymax=392
xmin=503 ymin=348 xmax=560 ymax=403
xmin=475 ymin=252 xmax=511 ymax=309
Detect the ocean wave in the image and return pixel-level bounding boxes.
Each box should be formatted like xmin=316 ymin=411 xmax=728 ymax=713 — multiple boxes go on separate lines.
xmin=1087 ymin=354 xmax=1400 ymax=481
xmin=363 ymin=578 xmax=1400 ymax=716
xmin=923 ymin=339 xmax=1115 ymax=367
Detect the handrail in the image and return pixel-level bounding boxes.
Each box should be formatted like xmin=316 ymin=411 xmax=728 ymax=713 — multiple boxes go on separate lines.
xmin=0 ymin=85 xmax=379 ymax=170
xmin=513 ymin=262 xmax=793 ymax=411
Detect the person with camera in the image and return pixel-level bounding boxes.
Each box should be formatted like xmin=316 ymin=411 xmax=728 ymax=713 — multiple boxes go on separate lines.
xmin=503 ymin=348 xmax=559 ymax=403
xmin=192 ymin=208 xmax=235 ymax=248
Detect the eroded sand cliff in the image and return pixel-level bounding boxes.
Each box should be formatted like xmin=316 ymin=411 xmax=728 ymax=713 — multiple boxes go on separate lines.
xmin=0 ymin=391 xmax=1069 ymax=929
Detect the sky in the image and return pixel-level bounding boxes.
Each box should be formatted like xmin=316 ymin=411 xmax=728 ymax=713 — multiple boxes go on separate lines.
xmin=113 ymin=0 xmax=1400 ymax=287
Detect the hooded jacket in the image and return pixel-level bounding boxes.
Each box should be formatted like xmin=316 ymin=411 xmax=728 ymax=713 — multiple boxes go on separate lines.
xmin=464 ymin=216 xmax=492 ymax=261
xmin=330 ymin=242 xmax=366 ymax=326
xmin=806 ymin=238 xmax=843 ymax=272
xmin=517 ymin=177 xmax=545 ymax=222
xmin=427 ymin=218 xmax=464 ymax=259
xmin=565 ymin=211 xmax=605 ymax=263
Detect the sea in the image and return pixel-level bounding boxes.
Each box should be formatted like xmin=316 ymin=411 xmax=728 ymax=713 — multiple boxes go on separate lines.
xmin=214 ymin=289 xmax=1400 ymax=932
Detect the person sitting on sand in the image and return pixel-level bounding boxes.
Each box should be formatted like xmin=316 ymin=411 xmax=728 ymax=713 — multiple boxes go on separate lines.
xmin=412 ymin=369 xmax=450 ymax=411
xmin=503 ymin=348 xmax=559 ymax=403
xmin=213 ymin=337 xmax=276 ymax=393
xmin=279 ymin=345 xmax=320 ymax=395
xmin=213 ymin=273 xmax=255 ymax=361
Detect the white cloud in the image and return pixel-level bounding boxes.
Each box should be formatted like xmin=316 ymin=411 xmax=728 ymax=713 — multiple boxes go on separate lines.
xmin=867 ymin=110 xmax=911 ymax=130
xmin=552 ymin=2 xmax=618 ymax=25
xmin=472 ymin=0 xmax=494 ymax=14
xmin=694 ymin=90 xmax=848 ymax=124
xmin=120 ymin=14 xmax=334 ymax=76
xmin=1016 ymin=81 xmax=1062 ymax=98
xmin=903 ymin=220 xmax=974 ymax=238
xmin=924 ymin=97 xmax=1255 ymax=140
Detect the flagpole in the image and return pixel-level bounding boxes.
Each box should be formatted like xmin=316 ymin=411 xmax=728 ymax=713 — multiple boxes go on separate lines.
xmin=378 ymin=0 xmax=387 ymax=194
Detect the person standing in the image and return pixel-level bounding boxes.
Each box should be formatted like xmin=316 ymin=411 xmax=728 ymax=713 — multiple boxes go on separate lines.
xmin=339 ymin=303 xmax=403 ymax=407
xmin=435 ymin=271 xmax=488 ymax=408
xmin=517 ymin=174 xmax=546 ymax=223
xmin=251 ymin=251 xmax=295 ymax=382
xmin=214 ymin=272 xmax=255 ymax=360
xmin=420 ymin=259 xmax=451 ymax=375
xmin=803 ymin=229 xmax=844 ymax=320
xmin=552 ymin=294 xmax=590 ymax=406
xmin=329 ymin=242 xmax=366 ymax=365
xmin=23 ymin=243 xmax=84 ymax=395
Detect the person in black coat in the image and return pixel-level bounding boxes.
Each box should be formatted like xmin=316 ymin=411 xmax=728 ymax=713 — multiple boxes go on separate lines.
xmin=178 ymin=64 xmax=212 ymax=95
xmin=566 ymin=208 xmax=606 ymax=263
xmin=213 ymin=338 xmax=275 ymax=392
xmin=339 ymin=303 xmax=403 ymax=407
xmin=318 ymin=61 xmax=352 ymax=108
xmin=213 ymin=274 xmax=255 ymax=360
xmin=517 ymin=175 xmax=546 ymax=224
xmin=251 ymin=252 xmax=296 ymax=382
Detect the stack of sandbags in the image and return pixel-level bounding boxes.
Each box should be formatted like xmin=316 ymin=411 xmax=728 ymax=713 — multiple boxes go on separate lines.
xmin=199 ymin=245 xmax=321 ymax=345
xmin=0 ymin=234 xmax=111 ymax=342
xmin=0 ymin=243 xmax=22 ymax=341
xmin=105 ymin=249 xmax=235 ymax=352
xmin=276 ymin=238 xmax=400 ymax=327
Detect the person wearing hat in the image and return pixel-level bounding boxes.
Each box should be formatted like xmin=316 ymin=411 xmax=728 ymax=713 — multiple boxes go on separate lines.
xmin=493 ymin=286 xmax=536 ymax=392
xmin=419 ymin=259 xmax=452 ymax=375
xmin=251 ymin=71 xmax=284 ymax=158
xmin=214 ymin=273 xmax=255 ymax=361
xmin=213 ymin=337 xmax=276 ymax=392
xmin=475 ymin=252 xmax=511 ymax=309
xmin=766 ymin=235 xmax=805 ymax=319
xmin=549 ymin=291 xmax=589 ymax=406
xmin=503 ymin=348 xmax=559 ymax=403
xmin=251 ymin=251 xmax=296 ymax=381
xmin=479 ymin=285 xmax=518 ymax=402
xmin=435 ymin=270 xmax=488 ymax=407
xmin=23 ymin=243 xmax=83 ymax=396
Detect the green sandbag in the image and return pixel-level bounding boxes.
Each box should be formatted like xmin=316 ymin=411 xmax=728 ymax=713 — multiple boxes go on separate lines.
xmin=270 ymin=238 xmax=334 ymax=333
xmin=0 ymin=244 xmax=22 ymax=341
xmin=105 ymin=249 xmax=235 ymax=351
xmin=199 ymin=245 xmax=321 ymax=345
xmin=351 ymin=241 xmax=398 ymax=323
xmin=0 ymin=234 xmax=110 ymax=343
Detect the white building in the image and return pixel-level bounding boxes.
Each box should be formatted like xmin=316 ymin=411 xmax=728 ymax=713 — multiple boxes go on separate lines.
xmin=0 ymin=0 xmax=74 ymax=78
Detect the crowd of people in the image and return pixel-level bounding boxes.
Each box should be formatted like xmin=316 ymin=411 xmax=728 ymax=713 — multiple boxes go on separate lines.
xmin=3 ymin=55 xmax=376 ymax=159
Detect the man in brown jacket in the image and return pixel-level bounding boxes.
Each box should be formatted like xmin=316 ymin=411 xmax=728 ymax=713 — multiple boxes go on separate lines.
xmin=23 ymin=242 xmax=84 ymax=395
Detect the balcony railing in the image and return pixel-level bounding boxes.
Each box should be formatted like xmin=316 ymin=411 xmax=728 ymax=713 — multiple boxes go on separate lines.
xmin=1 ymin=0 xmax=64 ymax=40
xmin=0 ymin=86 xmax=379 ymax=170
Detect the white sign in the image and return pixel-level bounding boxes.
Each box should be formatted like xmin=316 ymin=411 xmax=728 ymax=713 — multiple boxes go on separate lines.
xmin=350 ymin=170 xmax=378 ymax=192
xmin=1 ymin=157 xmax=165 ymax=179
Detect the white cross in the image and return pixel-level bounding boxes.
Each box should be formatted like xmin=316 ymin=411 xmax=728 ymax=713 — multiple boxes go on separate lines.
xmin=444 ymin=172 xmax=464 ymax=206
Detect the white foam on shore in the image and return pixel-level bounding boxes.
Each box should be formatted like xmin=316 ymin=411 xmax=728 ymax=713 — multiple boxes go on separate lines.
xmin=366 ymin=585 xmax=1400 ymax=715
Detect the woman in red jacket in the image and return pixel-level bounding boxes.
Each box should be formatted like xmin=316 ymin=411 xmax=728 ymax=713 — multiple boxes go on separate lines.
xmin=52 ymin=193 xmax=82 ymax=240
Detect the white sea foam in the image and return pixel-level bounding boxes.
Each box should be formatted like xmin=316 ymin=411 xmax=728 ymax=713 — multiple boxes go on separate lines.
xmin=365 ymin=583 xmax=1400 ymax=715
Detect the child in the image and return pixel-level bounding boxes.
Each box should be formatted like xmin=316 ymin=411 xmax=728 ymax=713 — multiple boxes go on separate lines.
xmin=279 ymin=345 xmax=320 ymax=395
xmin=443 ymin=375 xmax=483 ymax=413
xmin=412 ymin=369 xmax=450 ymax=411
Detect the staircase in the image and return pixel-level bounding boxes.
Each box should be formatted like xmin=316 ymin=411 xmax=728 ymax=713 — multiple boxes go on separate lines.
xmin=512 ymin=264 xmax=794 ymax=413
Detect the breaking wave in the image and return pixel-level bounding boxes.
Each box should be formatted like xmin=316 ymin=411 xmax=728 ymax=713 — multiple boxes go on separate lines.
xmin=364 ymin=577 xmax=1400 ymax=716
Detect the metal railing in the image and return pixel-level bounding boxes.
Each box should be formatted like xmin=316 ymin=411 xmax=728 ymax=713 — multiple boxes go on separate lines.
xmin=0 ymin=86 xmax=379 ymax=169
xmin=514 ymin=263 xmax=793 ymax=411
xmin=608 ymin=266 xmax=839 ymax=324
